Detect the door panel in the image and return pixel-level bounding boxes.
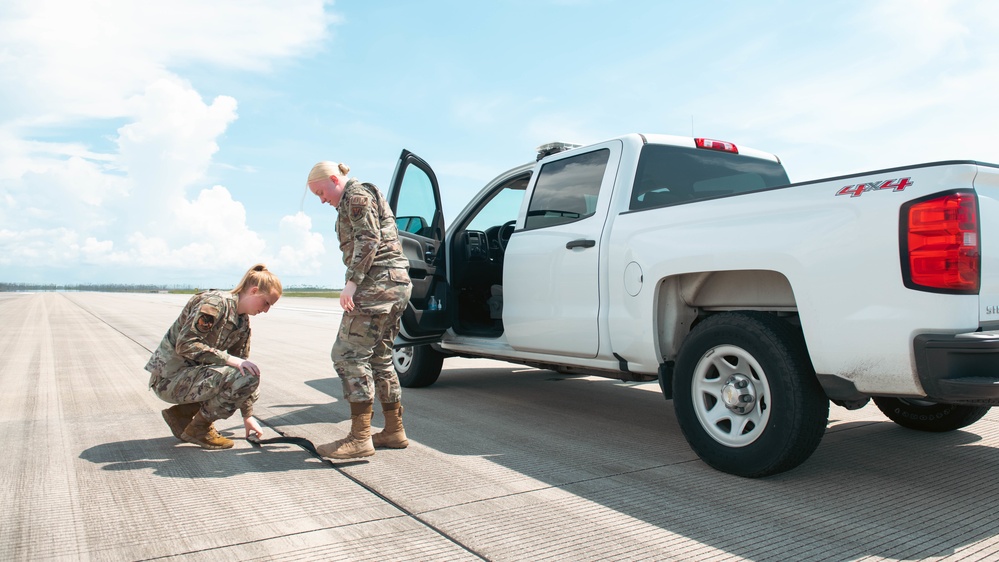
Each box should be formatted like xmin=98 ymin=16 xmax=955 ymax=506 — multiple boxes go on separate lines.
xmin=387 ymin=150 xmax=449 ymax=343
xmin=503 ymin=141 xmax=621 ymax=358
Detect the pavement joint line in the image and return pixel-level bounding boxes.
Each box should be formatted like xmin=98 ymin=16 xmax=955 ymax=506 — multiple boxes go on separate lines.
xmin=413 ymin=460 xmax=699 ymax=517
xmin=254 ymin=419 xmax=489 ymax=561
xmin=61 ymin=292 xmax=155 ymax=353
xmin=131 ymin=515 xmax=413 ymax=562
xmin=62 ymin=292 xmax=489 ymax=562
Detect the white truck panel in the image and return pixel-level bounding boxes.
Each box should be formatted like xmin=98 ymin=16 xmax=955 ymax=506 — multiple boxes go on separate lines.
xmin=609 ymin=163 xmax=985 ymax=396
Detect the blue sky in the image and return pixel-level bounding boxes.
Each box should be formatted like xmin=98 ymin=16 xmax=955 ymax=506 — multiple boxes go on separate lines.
xmin=2 ymin=0 xmax=997 ymax=288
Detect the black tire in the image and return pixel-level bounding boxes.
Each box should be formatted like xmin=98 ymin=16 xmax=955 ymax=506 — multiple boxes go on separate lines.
xmin=673 ymin=312 xmax=829 ymax=478
xmin=873 ymin=397 xmax=990 ymax=432
xmin=393 ymin=344 xmax=445 ymax=388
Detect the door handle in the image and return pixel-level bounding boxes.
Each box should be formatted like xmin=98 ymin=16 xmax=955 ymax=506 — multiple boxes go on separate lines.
xmin=566 ymin=239 xmax=596 ymax=249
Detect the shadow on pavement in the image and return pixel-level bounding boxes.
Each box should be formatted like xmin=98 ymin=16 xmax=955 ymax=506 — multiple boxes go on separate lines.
xmin=290 ymin=365 xmax=999 ymax=560
xmin=80 ymin=436 xmax=328 ymax=478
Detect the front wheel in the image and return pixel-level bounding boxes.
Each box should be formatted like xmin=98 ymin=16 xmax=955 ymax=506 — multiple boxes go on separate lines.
xmin=673 ymin=312 xmax=829 ymax=478
xmin=393 ymin=344 xmax=445 ymax=388
xmin=873 ymin=397 xmax=990 ymax=432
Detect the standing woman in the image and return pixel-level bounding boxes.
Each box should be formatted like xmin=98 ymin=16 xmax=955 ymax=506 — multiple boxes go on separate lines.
xmin=145 ymin=264 xmax=282 ymax=450
xmin=307 ymin=160 xmax=413 ymax=460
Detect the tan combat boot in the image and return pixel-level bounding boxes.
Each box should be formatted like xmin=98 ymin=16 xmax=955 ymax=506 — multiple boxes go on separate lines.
xmin=181 ymin=411 xmax=234 ymax=450
xmin=317 ymin=401 xmax=375 ymax=459
xmin=162 ymin=403 xmax=201 ymax=440
xmin=372 ymin=403 xmax=408 ymax=449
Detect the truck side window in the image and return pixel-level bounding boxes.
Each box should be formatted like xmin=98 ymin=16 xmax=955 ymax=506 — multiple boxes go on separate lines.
xmin=394 ymin=165 xmax=438 ymax=238
xmin=524 ymin=149 xmax=610 ymax=231
xmin=465 ymin=175 xmax=530 ymax=232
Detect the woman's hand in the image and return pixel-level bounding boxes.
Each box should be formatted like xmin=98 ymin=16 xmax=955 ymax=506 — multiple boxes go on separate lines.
xmin=226 ymin=355 xmax=260 ymax=376
xmin=340 ymin=280 xmax=358 ymax=312
xmin=244 ymin=416 xmax=264 ymax=439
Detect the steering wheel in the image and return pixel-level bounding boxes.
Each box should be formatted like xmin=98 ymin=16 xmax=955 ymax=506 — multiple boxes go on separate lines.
xmin=499 ymin=220 xmax=516 ymax=250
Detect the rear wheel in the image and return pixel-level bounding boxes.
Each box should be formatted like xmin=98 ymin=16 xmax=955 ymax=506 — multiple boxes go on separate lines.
xmin=393 ymin=344 xmax=445 ymax=388
xmin=673 ymin=312 xmax=829 ymax=477
xmin=873 ymin=397 xmax=990 ymax=432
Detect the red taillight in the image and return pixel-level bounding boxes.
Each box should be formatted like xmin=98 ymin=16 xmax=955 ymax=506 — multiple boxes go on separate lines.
xmin=695 ymin=138 xmax=738 ymax=154
xmin=902 ymin=191 xmax=979 ymax=293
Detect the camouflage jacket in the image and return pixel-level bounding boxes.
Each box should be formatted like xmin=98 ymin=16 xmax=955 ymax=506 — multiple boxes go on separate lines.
xmin=336 ymin=178 xmax=409 ymax=286
xmin=144 ymin=290 xmax=251 ymax=378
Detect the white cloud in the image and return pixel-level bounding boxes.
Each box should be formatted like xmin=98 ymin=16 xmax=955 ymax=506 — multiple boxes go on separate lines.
xmin=0 ymin=0 xmax=332 ymax=125
xmin=0 ymin=227 xmax=124 ymax=268
xmin=0 ymin=0 xmax=333 ymax=284
xmin=117 ymin=77 xmax=239 ymax=221
xmin=864 ymin=0 xmax=970 ymax=59
xmin=1 ymin=152 xmax=126 ymax=222
xmin=81 ymin=237 xmax=117 ymax=261
xmin=0 ymin=77 xmax=262 ymax=277
xmin=172 ymin=185 xmax=268 ymax=263
xmin=275 ymin=212 xmax=326 ymax=276
xmin=668 ymin=1 xmax=999 ymax=180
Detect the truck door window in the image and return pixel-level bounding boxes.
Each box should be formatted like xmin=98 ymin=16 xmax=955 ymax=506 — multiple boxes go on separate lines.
xmin=395 ymin=166 xmax=437 ymax=238
xmin=524 ymin=149 xmax=610 ymax=231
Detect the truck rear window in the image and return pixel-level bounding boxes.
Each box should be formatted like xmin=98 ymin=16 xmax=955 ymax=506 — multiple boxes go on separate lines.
xmin=630 ymin=144 xmax=790 ymax=210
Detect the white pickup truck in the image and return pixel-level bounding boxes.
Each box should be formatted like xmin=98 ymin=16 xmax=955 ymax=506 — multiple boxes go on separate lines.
xmin=384 ymin=133 xmax=999 ymax=477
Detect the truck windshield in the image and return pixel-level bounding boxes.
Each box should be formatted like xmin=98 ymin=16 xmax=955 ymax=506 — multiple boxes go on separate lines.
xmin=630 ymin=144 xmax=790 ymax=210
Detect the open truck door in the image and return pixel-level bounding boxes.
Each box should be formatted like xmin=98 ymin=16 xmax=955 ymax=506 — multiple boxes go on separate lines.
xmin=387 ymin=149 xmax=450 ymax=347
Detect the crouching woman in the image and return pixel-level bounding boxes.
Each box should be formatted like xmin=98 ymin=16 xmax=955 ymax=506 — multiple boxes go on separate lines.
xmin=145 ymin=264 xmax=282 ymax=449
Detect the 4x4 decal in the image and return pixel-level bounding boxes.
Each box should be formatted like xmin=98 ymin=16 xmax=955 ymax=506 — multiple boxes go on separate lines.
xmin=836 ymin=177 xmax=913 ymax=198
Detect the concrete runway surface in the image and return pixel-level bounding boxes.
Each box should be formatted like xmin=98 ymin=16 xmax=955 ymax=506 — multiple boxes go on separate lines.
xmin=3 ymin=291 xmax=999 ymax=561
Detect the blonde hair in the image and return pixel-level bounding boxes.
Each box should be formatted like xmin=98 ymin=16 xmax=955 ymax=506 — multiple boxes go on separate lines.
xmin=307 ymin=161 xmax=351 ymax=184
xmin=232 ymin=263 xmax=282 ymax=296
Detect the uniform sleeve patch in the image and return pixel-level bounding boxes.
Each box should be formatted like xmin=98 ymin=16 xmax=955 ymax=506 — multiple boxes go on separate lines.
xmin=195 ymin=303 xmax=219 ymax=333
xmin=349 ymin=195 xmax=369 ymax=220
xmin=196 ymin=315 xmax=215 ymax=333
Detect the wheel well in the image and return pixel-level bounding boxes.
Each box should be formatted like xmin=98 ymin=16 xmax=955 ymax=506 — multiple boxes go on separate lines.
xmin=656 ymin=270 xmax=798 ymax=361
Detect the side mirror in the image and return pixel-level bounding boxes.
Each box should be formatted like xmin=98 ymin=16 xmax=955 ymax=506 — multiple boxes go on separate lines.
xmin=396 ymin=216 xmax=428 ymax=235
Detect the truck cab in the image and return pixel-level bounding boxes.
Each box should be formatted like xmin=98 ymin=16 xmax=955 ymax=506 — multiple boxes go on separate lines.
xmin=385 ymin=134 xmax=789 ymax=385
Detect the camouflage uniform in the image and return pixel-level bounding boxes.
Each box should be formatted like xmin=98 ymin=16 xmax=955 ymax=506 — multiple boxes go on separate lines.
xmin=145 ymin=290 xmax=259 ymax=421
xmin=333 ymin=179 xmax=412 ymax=403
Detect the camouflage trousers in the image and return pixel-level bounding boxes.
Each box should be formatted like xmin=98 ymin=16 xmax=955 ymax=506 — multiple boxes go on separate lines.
xmin=149 ymin=365 xmax=259 ymax=421
xmin=332 ymin=267 xmax=412 ymax=404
